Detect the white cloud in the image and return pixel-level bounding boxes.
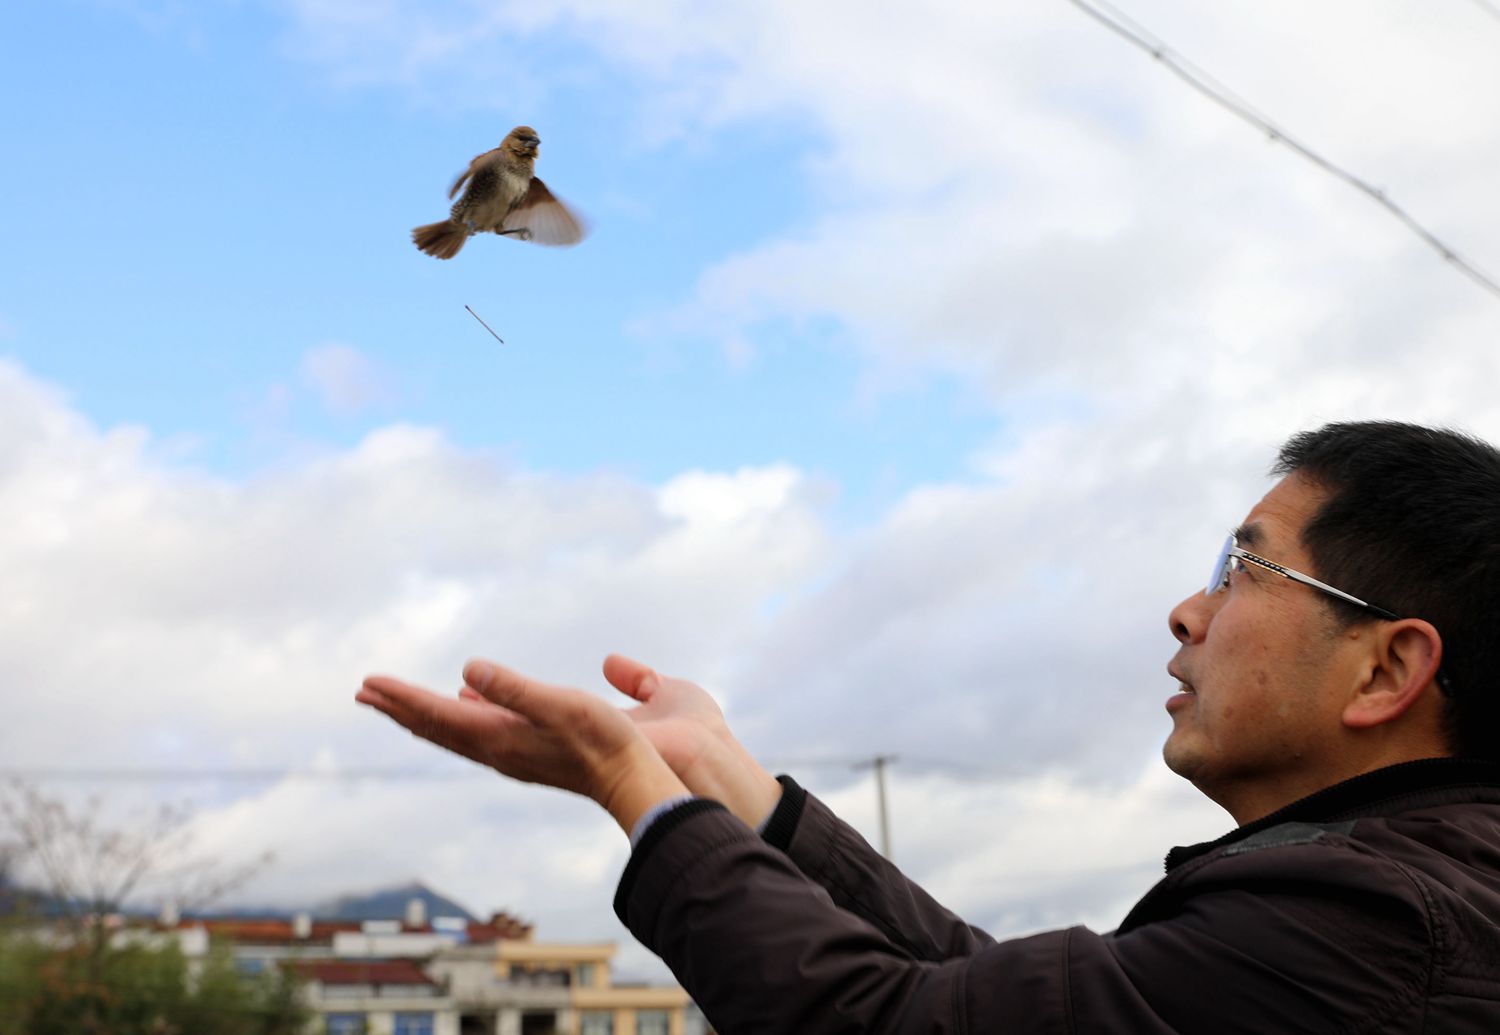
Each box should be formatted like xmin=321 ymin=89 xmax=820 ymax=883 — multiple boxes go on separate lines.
xmin=0 ymin=359 xmax=831 ymax=972
xmin=267 ymin=2 xmax=1500 ymax=419
xmin=300 ymin=343 xmax=395 ymax=415
xmin=0 ymin=355 xmax=1250 ymax=983
xmin=813 ymin=757 xmax=1228 ymax=938
xmin=271 ymin=1 xmax=1500 ymax=420
xmin=0 ymin=362 xmax=828 ymax=776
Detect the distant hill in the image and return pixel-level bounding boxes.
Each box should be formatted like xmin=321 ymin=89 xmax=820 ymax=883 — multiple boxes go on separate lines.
xmin=312 ymin=881 xmax=478 ymax=923
xmin=0 ymin=876 xmax=480 ymax=926
xmin=0 ymin=877 xmax=70 ymax=918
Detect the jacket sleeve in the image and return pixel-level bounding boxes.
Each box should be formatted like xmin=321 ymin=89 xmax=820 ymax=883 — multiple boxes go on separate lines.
xmin=762 ymin=775 xmax=995 ymax=960
xmin=614 ymin=804 xmax=1436 ymax=1035
xmin=614 ymin=801 xmax=1075 ymax=1034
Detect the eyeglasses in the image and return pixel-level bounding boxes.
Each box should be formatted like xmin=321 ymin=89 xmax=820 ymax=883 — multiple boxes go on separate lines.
xmin=1206 ymin=534 xmax=1454 ymax=694
xmin=1207 ymin=535 xmax=1399 ymax=620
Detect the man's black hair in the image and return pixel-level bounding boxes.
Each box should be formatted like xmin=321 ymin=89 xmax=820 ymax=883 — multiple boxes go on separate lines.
xmin=1273 ymin=421 xmax=1500 ymax=758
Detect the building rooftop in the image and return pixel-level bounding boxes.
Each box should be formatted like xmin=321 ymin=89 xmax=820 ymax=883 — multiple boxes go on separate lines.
xmin=159 ymin=909 xmax=532 ymax=945
xmin=292 ymin=959 xmax=436 ymax=987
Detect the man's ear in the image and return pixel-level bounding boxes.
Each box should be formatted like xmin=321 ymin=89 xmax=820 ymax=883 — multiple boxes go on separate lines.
xmin=1342 ymin=619 xmax=1444 ymax=730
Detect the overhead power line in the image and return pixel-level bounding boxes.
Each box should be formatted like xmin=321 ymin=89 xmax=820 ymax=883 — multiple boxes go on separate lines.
xmin=1066 ymin=0 xmax=1500 ymax=303
xmin=2 ymin=757 xmax=1035 ymax=786
xmin=1470 ymin=0 xmax=1500 ymax=26
xmin=0 ymin=768 xmax=479 ymax=783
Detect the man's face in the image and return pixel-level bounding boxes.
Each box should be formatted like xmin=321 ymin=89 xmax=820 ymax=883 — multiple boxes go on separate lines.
xmin=1164 ymin=472 xmax=1366 ymax=823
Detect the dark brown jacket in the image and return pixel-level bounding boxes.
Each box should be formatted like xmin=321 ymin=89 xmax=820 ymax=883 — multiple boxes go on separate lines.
xmin=615 ymin=759 xmax=1500 ymax=1033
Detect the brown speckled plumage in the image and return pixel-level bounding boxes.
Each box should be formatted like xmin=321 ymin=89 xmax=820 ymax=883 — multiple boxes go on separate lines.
xmin=412 ymin=126 xmax=585 ymax=260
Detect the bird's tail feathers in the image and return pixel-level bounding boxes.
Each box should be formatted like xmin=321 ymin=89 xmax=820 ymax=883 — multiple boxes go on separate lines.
xmin=412 ymin=220 xmax=468 ymax=260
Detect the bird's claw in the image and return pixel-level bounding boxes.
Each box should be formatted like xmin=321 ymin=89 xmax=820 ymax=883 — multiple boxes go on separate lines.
xmin=497 ymin=227 xmax=533 ymax=242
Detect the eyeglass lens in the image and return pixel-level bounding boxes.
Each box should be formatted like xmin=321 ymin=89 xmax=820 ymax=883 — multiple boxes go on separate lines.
xmin=1207 ymin=536 xmax=1233 ymax=594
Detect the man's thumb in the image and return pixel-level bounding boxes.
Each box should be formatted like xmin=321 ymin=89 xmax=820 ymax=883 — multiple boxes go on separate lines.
xmin=603 ymin=654 xmax=658 ymax=702
xmin=464 ymin=659 xmax=527 ymax=709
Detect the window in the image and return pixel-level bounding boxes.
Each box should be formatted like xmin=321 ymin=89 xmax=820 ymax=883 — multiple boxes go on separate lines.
xmin=636 ymin=1009 xmax=670 ymax=1035
xmin=326 ymin=1015 xmax=367 ymax=1035
xmin=394 ymin=1013 xmax=435 ymax=1035
xmin=575 ymin=962 xmax=596 ymax=987
xmin=580 ymin=1010 xmax=614 ymax=1035
xmin=520 ymin=1012 xmax=560 ymax=1035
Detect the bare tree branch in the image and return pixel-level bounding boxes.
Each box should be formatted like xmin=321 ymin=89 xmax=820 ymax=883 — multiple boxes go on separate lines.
xmin=0 ymin=780 xmax=272 ymax=937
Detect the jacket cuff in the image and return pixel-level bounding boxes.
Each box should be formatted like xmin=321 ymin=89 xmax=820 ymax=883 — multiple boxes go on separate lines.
xmin=760 ymin=774 xmax=807 ymax=852
xmin=614 ymin=799 xmax=728 ymax=922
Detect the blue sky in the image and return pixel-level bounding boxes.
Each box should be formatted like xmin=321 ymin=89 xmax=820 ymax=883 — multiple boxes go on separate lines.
xmin=5 ymin=0 xmax=1500 ymax=980
xmin=2 ymin=2 xmax=996 ymax=520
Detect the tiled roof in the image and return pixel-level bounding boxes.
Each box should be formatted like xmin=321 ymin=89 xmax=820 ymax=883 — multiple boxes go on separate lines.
xmin=174 ymin=918 xmax=363 ymax=944
xmin=466 ymin=913 xmax=532 ymax=943
xmin=156 ymin=908 xmax=532 ymax=945
xmin=292 ymin=959 xmax=436 ymax=986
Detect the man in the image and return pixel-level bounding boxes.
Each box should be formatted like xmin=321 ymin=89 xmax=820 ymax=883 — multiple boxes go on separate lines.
xmin=357 ymin=421 xmax=1500 ymax=1031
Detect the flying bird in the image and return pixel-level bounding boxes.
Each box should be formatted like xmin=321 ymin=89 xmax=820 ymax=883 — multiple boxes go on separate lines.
xmin=412 ymin=126 xmax=586 ymax=260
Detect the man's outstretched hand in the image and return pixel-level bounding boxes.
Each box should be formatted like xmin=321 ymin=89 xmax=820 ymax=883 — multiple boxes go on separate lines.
xmin=356 ymin=659 xmax=689 ymax=835
xmin=600 ymin=655 xmax=783 ymax=829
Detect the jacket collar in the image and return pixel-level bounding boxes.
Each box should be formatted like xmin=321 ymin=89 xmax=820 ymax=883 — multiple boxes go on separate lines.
xmin=1165 ymin=757 xmax=1500 ymax=871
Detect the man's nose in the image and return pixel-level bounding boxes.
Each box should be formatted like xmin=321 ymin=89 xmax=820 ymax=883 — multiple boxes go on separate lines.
xmin=1169 ymin=590 xmax=1213 ymax=645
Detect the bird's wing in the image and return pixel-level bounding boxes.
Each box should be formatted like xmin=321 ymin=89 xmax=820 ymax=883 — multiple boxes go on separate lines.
xmin=453 ymin=164 xmax=500 ymax=217
xmin=449 ymin=150 xmax=497 ymax=200
xmin=499 ymin=177 xmax=587 ymax=246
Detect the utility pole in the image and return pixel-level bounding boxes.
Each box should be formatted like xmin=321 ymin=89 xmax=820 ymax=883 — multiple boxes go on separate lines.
xmin=854 ymin=755 xmax=897 ymax=859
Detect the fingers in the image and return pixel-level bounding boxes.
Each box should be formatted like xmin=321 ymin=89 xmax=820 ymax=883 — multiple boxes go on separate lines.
xmin=462 ymin=660 xmax=523 ymax=706
xmin=357 ymin=675 xmax=517 ymax=766
xmin=463 ymin=659 xmax=580 ymax=727
xmin=356 ymin=675 xmax=428 ymax=716
xmin=356 ymin=661 xmax=689 ymax=823
xmin=603 ymin=654 xmax=659 ymax=702
xmin=356 ymin=677 xmax=457 ymax=744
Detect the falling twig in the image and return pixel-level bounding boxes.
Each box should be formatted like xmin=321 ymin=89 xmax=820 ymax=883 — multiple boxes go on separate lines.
xmin=465 ymin=304 xmax=505 ymax=344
